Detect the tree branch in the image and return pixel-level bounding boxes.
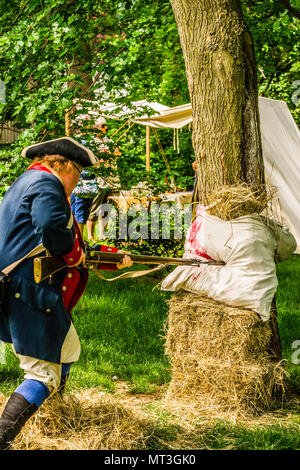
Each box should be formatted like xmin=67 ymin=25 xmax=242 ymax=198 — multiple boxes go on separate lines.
xmin=261 ymin=73 xmax=275 ymax=96
xmin=278 ymin=0 xmax=300 ymax=19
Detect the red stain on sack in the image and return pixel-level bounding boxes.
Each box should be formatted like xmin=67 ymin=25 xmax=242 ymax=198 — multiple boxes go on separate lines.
xmin=188 ymin=213 xmax=213 ymax=260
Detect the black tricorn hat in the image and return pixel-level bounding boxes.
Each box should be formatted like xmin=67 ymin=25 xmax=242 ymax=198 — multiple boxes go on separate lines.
xmin=21 ymin=137 xmax=97 ymax=168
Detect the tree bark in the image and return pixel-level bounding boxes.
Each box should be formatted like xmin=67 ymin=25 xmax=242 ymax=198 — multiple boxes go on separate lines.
xmin=170 ymin=0 xmax=264 ymax=203
xmin=170 ymin=0 xmax=282 ymax=360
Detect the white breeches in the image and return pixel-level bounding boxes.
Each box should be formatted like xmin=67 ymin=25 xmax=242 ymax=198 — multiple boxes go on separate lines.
xmin=14 ymin=322 xmax=81 ymax=394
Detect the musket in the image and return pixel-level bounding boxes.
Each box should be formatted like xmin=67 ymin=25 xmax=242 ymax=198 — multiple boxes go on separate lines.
xmin=33 ymin=249 xmax=225 ymax=284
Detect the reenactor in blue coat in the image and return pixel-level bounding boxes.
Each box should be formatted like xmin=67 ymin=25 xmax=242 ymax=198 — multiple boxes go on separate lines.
xmin=0 ymin=137 xmax=131 ymax=450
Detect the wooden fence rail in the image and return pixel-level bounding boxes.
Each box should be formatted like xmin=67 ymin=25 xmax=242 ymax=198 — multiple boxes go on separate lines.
xmin=0 ymin=122 xmax=22 ymax=144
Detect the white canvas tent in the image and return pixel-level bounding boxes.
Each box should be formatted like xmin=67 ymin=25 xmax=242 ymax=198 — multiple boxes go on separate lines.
xmin=88 ymin=97 xmax=300 ymax=253
xmin=258 ymin=97 xmax=300 ymax=254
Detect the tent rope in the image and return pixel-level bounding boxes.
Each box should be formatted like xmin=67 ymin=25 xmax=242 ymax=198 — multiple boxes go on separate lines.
xmin=115 ymin=121 xmax=136 ymax=143
xmin=153 ymin=129 xmax=171 ymax=171
xmin=110 ymin=119 xmax=130 ymax=138
xmin=153 ymin=128 xmax=176 ymax=188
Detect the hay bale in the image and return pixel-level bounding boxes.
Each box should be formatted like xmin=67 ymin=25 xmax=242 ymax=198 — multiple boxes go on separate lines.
xmin=205 ymin=183 xmax=274 ymax=220
xmin=164 ymin=291 xmax=287 ymax=417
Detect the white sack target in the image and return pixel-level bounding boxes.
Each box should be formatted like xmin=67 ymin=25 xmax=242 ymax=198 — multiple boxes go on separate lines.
xmin=161 ymin=206 xmax=296 ymax=321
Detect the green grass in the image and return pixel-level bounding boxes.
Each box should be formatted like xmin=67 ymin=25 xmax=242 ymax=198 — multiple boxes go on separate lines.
xmin=276 ymin=255 xmax=300 ymax=390
xmin=1 ymin=256 xmax=299 ymax=394
xmin=69 ymin=266 xmax=172 ymax=393
xmin=69 ymin=254 xmax=300 ymax=394
xmin=0 ymin=255 xmax=299 ymax=450
xmin=187 ymin=420 xmax=300 ymax=450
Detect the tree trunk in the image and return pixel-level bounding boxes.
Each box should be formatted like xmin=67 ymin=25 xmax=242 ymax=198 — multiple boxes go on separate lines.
xmin=170 ymin=0 xmax=264 ymax=203
xmin=170 ymin=0 xmax=282 ymax=360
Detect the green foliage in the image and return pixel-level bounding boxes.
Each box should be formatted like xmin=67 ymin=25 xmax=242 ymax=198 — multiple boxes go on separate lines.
xmin=241 ymin=0 xmax=300 ymax=125
xmin=0 ymin=0 xmax=195 ymax=194
xmin=0 ymin=144 xmax=29 ymax=198
xmin=0 ymin=0 xmax=298 ymax=196
xmin=0 ymin=0 xmax=188 ymax=134
xmin=0 ymin=2 xmax=121 ymax=133
xmin=101 ymin=0 xmax=189 ymax=105
xmin=116 ymin=125 xmax=195 ymax=192
xmin=87 ymin=198 xmax=188 ymax=257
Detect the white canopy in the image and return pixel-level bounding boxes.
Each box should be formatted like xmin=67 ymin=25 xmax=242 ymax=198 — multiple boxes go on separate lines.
xmin=132 ymin=102 xmax=192 ymax=129
xmin=89 ymin=97 xmax=300 ymax=252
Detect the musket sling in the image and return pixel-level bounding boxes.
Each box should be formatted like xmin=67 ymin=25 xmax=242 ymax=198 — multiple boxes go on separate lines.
xmin=93 ymin=264 xmax=166 ymax=282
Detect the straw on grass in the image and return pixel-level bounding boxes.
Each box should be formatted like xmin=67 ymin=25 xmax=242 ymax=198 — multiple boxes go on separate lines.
xmin=0 ymin=389 xmax=151 ymax=450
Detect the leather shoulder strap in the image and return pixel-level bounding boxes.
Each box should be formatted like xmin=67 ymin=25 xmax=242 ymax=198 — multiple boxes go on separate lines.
xmin=2 ymin=244 xmax=45 ymax=275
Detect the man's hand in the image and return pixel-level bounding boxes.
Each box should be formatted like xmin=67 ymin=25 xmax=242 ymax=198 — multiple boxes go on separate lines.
xmin=116 ymin=250 xmax=133 ymax=270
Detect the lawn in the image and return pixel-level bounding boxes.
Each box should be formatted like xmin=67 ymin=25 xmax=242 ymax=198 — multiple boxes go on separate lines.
xmin=70 ymin=266 xmax=172 ymax=393
xmin=0 ymin=254 xmax=299 ymax=450
xmin=71 ymin=254 xmax=300 ymax=395
xmin=276 ymin=255 xmax=300 ymax=390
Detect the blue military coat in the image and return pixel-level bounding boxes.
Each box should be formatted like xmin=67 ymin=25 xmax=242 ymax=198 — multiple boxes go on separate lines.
xmin=0 ymin=167 xmax=82 ymax=363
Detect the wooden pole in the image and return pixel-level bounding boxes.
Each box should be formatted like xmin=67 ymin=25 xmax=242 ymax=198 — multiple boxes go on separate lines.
xmin=146 ymin=125 xmax=151 ymax=172
xmin=65 ymin=109 xmax=71 ymax=136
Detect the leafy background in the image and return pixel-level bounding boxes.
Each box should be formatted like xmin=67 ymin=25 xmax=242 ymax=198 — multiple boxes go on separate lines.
xmin=0 ymin=0 xmax=299 ymax=198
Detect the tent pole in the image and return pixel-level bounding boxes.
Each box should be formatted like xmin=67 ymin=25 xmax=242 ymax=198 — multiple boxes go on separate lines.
xmin=146 ymin=126 xmax=151 ymax=171
xmin=65 ymin=109 xmax=71 ymax=136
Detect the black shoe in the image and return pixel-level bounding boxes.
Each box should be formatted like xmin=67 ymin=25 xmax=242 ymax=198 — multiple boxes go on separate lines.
xmin=0 ymin=392 xmax=37 ymax=450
